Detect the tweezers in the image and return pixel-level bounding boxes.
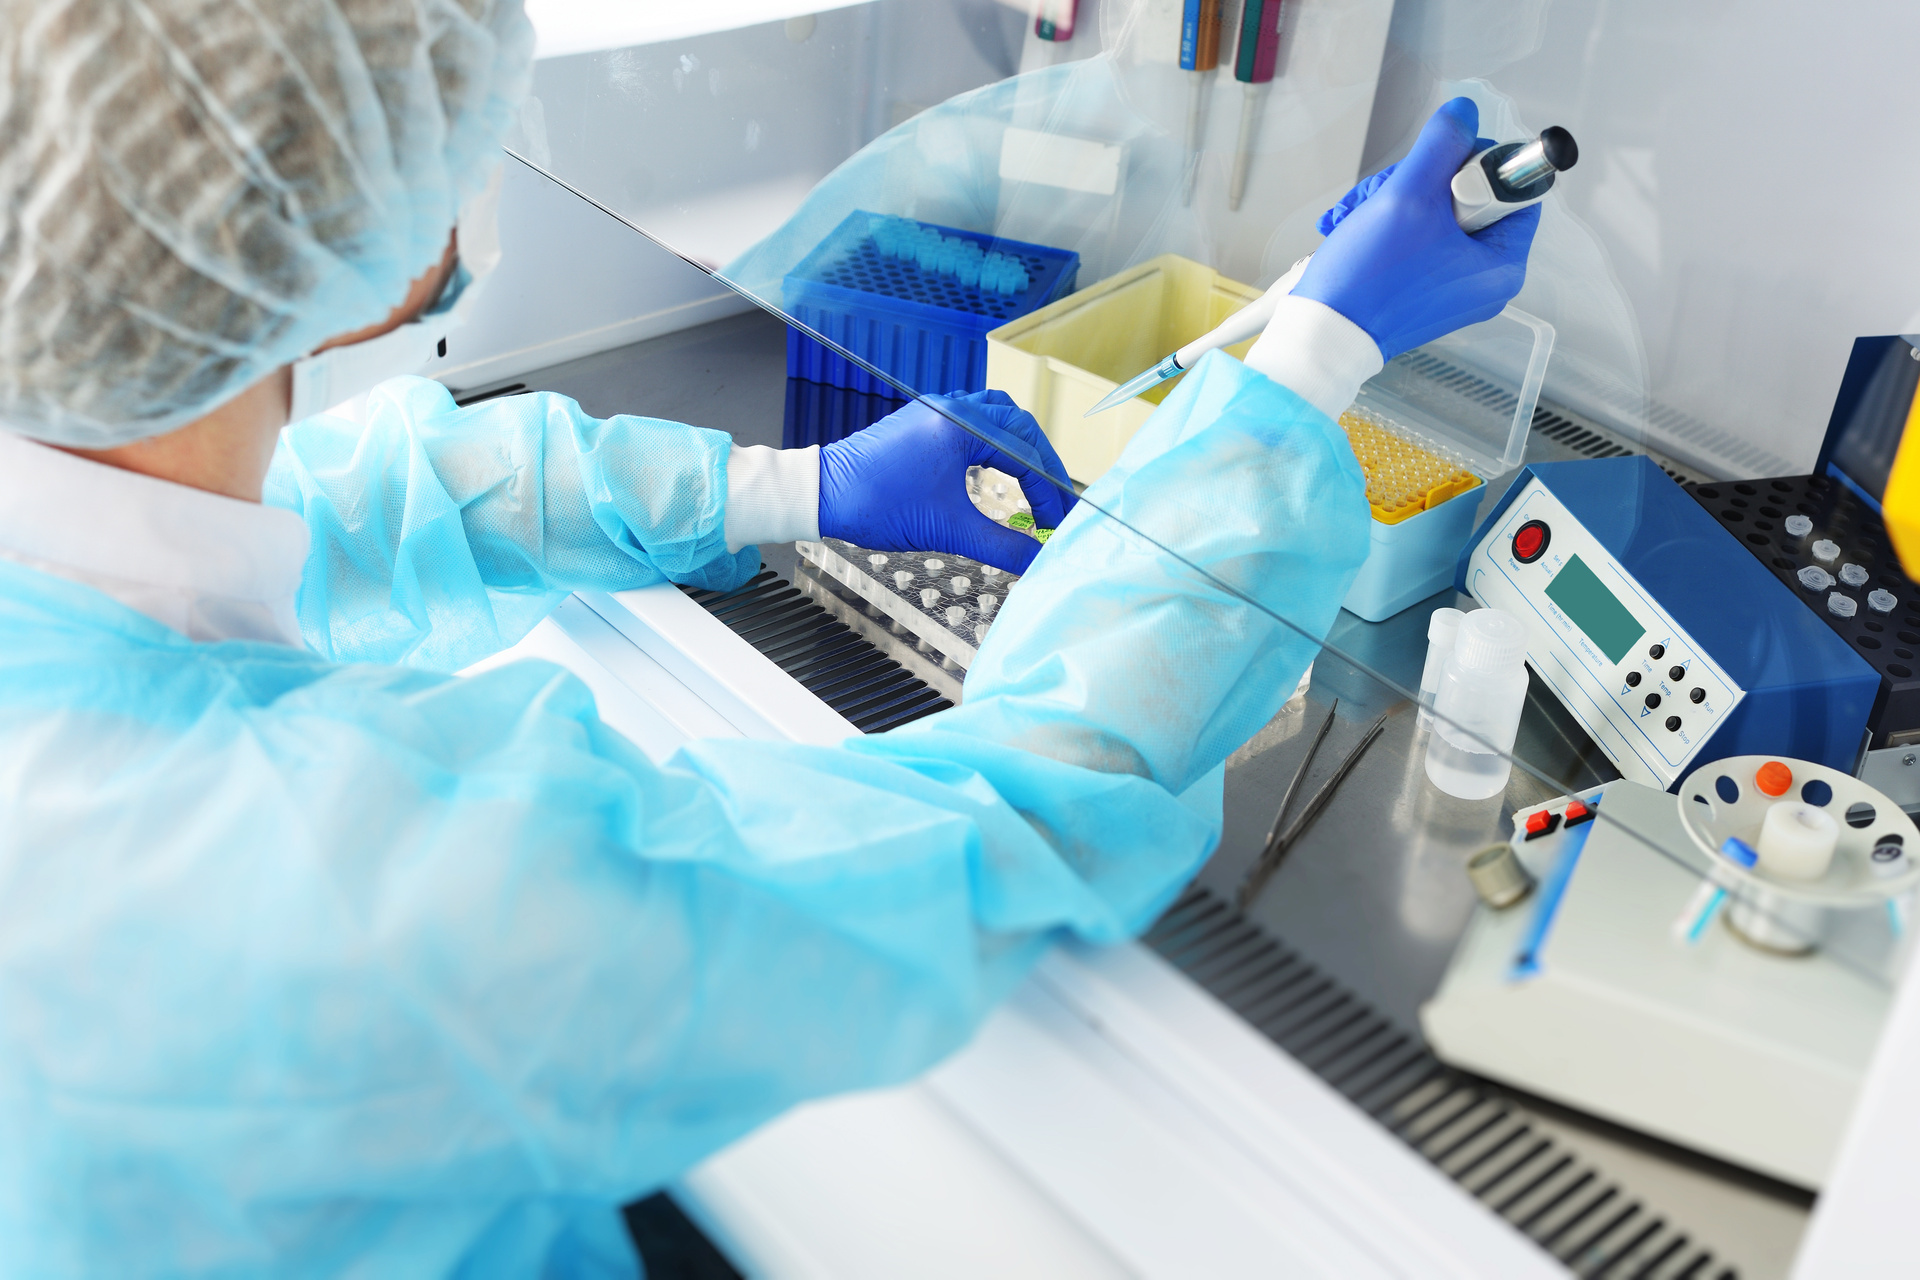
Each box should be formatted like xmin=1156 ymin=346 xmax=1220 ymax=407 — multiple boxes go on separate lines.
xmin=1235 ymin=700 xmax=1390 ymax=911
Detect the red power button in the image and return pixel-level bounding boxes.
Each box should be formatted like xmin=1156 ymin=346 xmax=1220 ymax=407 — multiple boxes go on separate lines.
xmin=1512 ymin=519 xmax=1550 ymax=563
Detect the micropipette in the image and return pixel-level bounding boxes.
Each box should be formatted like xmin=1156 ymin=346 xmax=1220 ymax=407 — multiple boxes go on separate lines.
xmin=1084 ymin=124 xmax=1579 ymax=418
xmin=1179 ymin=0 xmax=1224 ymax=207
xmin=1034 ymin=0 xmax=1077 ymax=41
xmin=1227 ymin=0 xmax=1285 ymax=213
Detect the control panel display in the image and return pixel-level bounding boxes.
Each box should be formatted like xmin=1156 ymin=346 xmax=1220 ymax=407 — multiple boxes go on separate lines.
xmin=1544 ymin=556 xmax=1645 ymax=664
xmin=1463 ymin=478 xmax=1746 ymax=789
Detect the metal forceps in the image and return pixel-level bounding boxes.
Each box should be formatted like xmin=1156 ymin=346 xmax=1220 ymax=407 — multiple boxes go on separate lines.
xmin=1234 ymin=699 xmax=1390 ymax=911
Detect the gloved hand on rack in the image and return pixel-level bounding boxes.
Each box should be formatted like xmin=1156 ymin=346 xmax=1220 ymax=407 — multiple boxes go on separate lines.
xmin=818 ymin=390 xmax=1077 ymax=575
xmin=1293 ymin=97 xmax=1539 ymax=361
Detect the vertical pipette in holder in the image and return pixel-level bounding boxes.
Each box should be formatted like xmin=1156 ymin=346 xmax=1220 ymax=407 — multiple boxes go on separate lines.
xmin=1179 ymin=0 xmax=1224 ymax=207
xmin=1034 ymin=0 xmax=1078 ymax=41
xmin=1228 ymin=0 xmax=1285 ymax=212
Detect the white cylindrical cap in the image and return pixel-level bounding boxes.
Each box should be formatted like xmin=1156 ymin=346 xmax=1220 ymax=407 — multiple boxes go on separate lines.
xmin=1454 ymin=609 xmax=1529 ymax=675
xmin=1429 ymin=607 xmax=1466 ymax=643
xmin=1756 ymin=801 xmax=1840 ymax=881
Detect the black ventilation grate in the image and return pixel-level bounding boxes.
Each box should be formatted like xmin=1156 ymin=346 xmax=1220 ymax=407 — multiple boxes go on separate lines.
xmin=682 ymin=569 xmax=953 ymax=733
xmin=1143 ymin=887 xmax=1739 ymax=1280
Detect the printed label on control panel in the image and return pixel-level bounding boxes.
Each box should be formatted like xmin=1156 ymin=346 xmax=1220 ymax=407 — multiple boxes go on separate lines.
xmin=1464 ymin=478 xmax=1744 ymax=788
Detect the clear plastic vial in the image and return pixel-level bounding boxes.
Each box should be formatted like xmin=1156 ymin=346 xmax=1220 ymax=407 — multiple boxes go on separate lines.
xmin=1417 ymin=607 xmax=1466 ymax=729
xmin=1425 ymin=608 xmax=1531 ymax=800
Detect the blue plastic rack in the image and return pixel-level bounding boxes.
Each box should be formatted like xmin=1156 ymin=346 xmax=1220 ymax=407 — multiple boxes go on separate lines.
xmin=781 ymin=211 xmax=1079 ymax=396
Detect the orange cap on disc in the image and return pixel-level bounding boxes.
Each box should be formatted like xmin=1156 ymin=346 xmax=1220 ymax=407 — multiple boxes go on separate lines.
xmin=1754 ymin=761 xmax=1794 ymax=798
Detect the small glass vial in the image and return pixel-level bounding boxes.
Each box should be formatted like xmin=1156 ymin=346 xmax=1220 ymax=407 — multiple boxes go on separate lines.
xmin=1425 ymin=608 xmax=1531 ymax=800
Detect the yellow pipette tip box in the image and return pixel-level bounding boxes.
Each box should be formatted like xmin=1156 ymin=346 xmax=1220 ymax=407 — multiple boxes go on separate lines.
xmin=1341 ymin=407 xmax=1484 ymax=526
xmin=987 ymin=260 xmax=1552 ymax=621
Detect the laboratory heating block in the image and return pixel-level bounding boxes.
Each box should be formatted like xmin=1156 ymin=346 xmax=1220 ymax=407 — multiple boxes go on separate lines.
xmin=1685 ymin=473 xmax=1920 ymax=749
xmin=1458 ymin=455 xmax=1881 ymax=791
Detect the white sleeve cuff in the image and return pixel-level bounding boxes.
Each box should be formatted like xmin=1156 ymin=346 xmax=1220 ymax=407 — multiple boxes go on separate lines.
xmin=1241 ymin=295 xmax=1385 ymax=421
xmin=723 ymin=444 xmax=820 ymax=553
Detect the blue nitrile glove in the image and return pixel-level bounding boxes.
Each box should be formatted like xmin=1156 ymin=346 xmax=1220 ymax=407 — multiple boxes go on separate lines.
xmin=1293 ymin=98 xmax=1540 ymax=361
xmin=819 ymin=390 xmax=1077 ymax=576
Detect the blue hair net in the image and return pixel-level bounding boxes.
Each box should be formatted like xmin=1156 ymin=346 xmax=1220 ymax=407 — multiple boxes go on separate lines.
xmin=0 ymin=0 xmax=533 ymax=447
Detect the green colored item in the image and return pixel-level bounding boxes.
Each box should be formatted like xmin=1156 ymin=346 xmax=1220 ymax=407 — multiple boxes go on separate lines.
xmin=1006 ymin=511 xmax=1055 ymax=542
xmin=1544 ymin=554 xmax=1645 ymax=664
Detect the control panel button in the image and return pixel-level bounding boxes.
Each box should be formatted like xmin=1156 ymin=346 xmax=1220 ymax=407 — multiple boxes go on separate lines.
xmin=1523 ymin=809 xmax=1563 ymax=841
xmin=1690 ymin=687 xmax=1706 ymax=704
xmin=1644 ymin=693 xmax=1662 ymax=709
xmin=1649 ymin=643 xmax=1666 ymax=659
xmin=1625 ymin=671 xmax=1642 ymax=687
xmin=1512 ymin=519 xmax=1551 ymax=564
xmin=1665 ymin=715 xmax=1681 ymax=732
xmin=1668 ymin=665 xmax=1686 ymax=682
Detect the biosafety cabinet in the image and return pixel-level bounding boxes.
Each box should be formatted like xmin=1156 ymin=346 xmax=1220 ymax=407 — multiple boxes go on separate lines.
xmin=431 ymin=3 xmax=1920 ymax=1276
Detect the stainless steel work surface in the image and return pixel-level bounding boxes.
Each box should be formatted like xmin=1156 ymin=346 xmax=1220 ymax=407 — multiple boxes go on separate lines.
xmin=484 ymin=301 xmax=1815 ymax=1278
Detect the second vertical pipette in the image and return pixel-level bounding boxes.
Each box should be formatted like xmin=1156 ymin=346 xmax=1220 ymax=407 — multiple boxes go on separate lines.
xmin=1229 ymin=0 xmax=1285 ymax=212
xmin=1179 ymin=0 xmax=1224 ymax=207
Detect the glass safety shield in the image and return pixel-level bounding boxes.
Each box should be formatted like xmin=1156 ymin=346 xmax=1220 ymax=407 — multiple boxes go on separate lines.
xmin=463 ymin=4 xmax=1905 ymax=1273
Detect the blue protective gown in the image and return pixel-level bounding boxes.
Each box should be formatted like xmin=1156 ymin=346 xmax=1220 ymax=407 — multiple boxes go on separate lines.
xmin=0 ymin=358 xmax=1368 ymax=1276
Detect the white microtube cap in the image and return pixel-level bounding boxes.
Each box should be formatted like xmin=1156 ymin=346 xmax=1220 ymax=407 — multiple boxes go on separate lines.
xmin=1454 ymin=608 xmax=1529 ymax=674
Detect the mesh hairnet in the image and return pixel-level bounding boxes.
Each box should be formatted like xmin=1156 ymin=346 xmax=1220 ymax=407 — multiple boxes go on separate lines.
xmin=0 ymin=0 xmax=533 ymax=447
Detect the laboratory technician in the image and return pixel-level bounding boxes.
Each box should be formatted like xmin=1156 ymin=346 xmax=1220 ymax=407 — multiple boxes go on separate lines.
xmin=0 ymin=0 xmax=1537 ymax=1273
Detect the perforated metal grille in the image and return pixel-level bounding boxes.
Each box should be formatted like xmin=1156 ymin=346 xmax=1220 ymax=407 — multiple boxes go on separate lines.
xmin=682 ymin=569 xmax=953 ymax=733
xmin=1144 ymin=887 xmax=1740 ymax=1280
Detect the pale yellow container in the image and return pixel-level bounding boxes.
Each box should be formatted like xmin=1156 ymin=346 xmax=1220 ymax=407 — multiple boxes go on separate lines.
xmin=985 ymin=254 xmax=1262 ymax=485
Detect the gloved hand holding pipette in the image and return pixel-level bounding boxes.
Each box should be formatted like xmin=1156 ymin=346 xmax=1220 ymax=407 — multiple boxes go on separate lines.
xmin=1289 ymin=98 xmax=1542 ymax=360
xmin=1085 ymin=98 xmax=1568 ymax=419
xmin=1238 ymin=98 xmax=1544 ymax=414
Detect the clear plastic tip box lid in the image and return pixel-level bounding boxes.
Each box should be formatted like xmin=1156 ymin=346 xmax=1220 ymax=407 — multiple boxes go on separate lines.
xmin=1356 ymin=306 xmax=1556 ymax=478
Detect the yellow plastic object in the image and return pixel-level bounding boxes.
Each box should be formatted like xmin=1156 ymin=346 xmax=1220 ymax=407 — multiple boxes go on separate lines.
xmin=1881 ymin=374 xmax=1920 ymax=578
xmin=986 ymin=254 xmax=1263 ymax=484
xmin=1339 ymin=407 xmax=1483 ymax=525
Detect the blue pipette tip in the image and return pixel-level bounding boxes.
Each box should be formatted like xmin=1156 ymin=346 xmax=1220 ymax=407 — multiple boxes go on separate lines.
xmin=1084 ymin=353 xmax=1184 ymax=417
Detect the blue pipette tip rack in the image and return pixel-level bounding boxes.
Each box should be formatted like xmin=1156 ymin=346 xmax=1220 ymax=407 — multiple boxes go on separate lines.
xmin=782 ymin=211 xmax=1079 ymax=397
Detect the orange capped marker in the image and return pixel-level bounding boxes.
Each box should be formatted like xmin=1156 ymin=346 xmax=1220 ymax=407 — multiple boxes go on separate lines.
xmin=1755 ymin=761 xmax=1793 ymax=798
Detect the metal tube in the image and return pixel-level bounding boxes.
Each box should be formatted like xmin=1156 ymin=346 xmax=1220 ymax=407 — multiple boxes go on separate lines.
xmin=1495 ymin=138 xmax=1557 ymax=189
